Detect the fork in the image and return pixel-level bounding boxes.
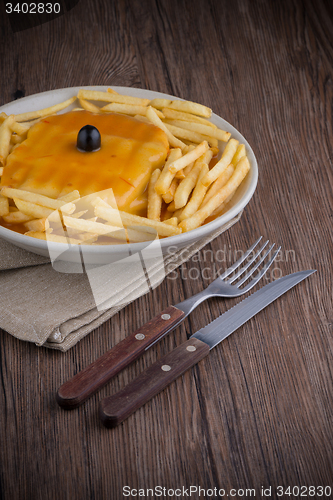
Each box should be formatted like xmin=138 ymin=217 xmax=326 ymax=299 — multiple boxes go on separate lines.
xmin=57 ymin=237 xmax=280 ymax=409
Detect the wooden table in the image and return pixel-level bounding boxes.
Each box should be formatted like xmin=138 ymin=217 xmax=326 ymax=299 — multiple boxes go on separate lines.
xmin=0 ymin=0 xmax=332 ymax=498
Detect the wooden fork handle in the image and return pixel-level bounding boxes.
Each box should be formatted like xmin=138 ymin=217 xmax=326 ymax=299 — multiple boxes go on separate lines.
xmin=99 ymin=338 xmax=210 ymax=428
xmin=56 ymin=306 xmax=185 ymax=409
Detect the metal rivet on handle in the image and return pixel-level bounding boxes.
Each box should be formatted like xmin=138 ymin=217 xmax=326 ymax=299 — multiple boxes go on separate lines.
xmin=161 ymin=365 xmax=171 ymax=372
xmin=135 ymin=333 xmax=145 ymax=340
xmin=186 ymin=345 xmax=197 ymax=352
xmin=161 ymin=314 xmax=171 ymax=320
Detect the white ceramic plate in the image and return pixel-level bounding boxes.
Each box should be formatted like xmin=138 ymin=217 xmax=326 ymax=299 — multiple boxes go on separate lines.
xmin=0 ymin=86 xmax=258 ymax=264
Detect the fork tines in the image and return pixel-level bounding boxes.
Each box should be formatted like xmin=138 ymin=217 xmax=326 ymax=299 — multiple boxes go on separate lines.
xmin=220 ymin=237 xmax=280 ymax=291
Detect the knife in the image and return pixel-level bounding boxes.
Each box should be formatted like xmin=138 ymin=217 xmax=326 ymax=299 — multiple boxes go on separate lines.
xmin=99 ymin=270 xmax=315 ymax=428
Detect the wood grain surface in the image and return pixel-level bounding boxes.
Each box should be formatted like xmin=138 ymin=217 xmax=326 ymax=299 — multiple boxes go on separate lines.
xmin=0 ymin=0 xmax=332 ymax=498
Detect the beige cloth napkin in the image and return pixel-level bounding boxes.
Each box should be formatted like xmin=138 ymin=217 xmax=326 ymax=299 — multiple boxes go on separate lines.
xmin=0 ymin=212 xmax=241 ymax=351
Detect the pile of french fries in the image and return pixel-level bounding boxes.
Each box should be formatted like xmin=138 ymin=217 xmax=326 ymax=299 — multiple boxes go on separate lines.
xmin=0 ymin=88 xmax=250 ymax=244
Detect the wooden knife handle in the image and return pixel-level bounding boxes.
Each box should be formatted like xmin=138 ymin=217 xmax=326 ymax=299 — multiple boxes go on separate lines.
xmin=56 ymin=305 xmax=185 ymax=409
xmin=99 ymin=338 xmax=210 ymax=428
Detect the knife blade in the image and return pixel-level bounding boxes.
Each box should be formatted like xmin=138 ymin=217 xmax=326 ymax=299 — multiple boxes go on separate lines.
xmin=99 ymin=270 xmax=315 ymax=428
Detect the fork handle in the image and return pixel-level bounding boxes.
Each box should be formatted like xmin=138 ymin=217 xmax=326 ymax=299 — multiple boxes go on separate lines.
xmin=99 ymin=338 xmax=210 ymax=428
xmin=56 ymin=306 xmax=185 ymax=409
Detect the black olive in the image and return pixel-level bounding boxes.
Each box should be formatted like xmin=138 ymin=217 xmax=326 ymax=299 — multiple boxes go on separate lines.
xmin=77 ymin=125 xmax=101 ymax=152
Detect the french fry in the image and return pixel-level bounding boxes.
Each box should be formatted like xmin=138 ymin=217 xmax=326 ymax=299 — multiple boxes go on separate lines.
xmin=0 ymin=113 xmax=7 ymax=124
xmin=174 ymin=156 xmax=195 ymax=180
xmin=107 ymin=88 xmax=119 ymax=95
xmin=1 ymin=187 xmax=75 ymax=212
xmin=62 ymin=215 xmax=122 ymax=236
xmin=179 ymin=156 xmax=250 ymax=232
xmin=149 ymin=98 xmax=173 ymax=109
xmin=93 ymin=197 xmax=123 ymax=226
xmin=95 ymin=205 xmax=182 ymax=237
xmin=14 ymin=96 xmax=76 ymax=122
xmin=162 ymin=177 xmax=179 ymax=204
xmin=162 ymin=108 xmax=217 ymax=127
xmin=179 ymin=147 xmax=196 ymax=178
xmin=164 ymin=120 xmax=231 ymax=142
xmin=123 ymin=228 xmax=158 ymax=243
xmin=173 ymin=208 xmax=184 ymax=220
xmin=0 ymin=166 xmax=3 ymax=176
xmin=58 ymin=190 xmax=80 ymax=203
xmin=201 ymin=135 xmax=219 ymax=152
xmin=78 ymin=89 xmax=150 ymax=107
xmin=46 ymin=209 xmax=62 ymax=224
xmin=183 ymin=144 xmax=195 ymax=158
xmin=166 ymin=200 xmax=176 ymax=212
xmin=146 ymin=106 xmax=185 ymax=149
xmin=154 ymin=148 xmax=182 ymax=195
xmin=68 ymin=210 xmax=88 ymax=219
xmin=209 ymin=190 xmax=237 ymax=218
xmin=167 ymin=100 xmax=212 ymax=118
xmin=163 ymin=122 xmax=208 ymax=144
xmin=163 ymin=217 xmax=178 ymax=227
xmin=178 ymin=163 xmax=209 ymax=221
xmin=147 ymin=168 xmax=162 ymax=221
xmin=24 ymin=218 xmax=49 ymax=232
xmin=0 ymin=195 xmax=9 ymax=216
xmin=161 ymin=209 xmax=174 ymax=221
xmin=200 ymin=164 xmax=235 ymax=207
xmin=10 ymin=121 xmax=29 ymax=135
xmin=72 ymin=232 xmax=99 ymax=243
xmin=0 ymin=115 xmax=15 ymax=165
xmin=231 ymin=144 xmax=246 ymax=166
xmin=79 ymin=98 xmax=101 ymax=113
xmin=183 ymin=164 xmax=194 ymax=177
xmin=174 ymin=165 xmax=201 ymax=209
xmin=10 ymin=134 xmax=24 ymax=145
xmin=168 ymin=141 xmax=209 ymax=174
xmin=174 ymin=149 xmax=212 ymax=210
xmin=3 ymin=210 xmax=33 ymax=223
xmin=175 ymin=169 xmax=185 ymax=179
xmin=13 ymin=198 xmax=54 ymax=219
xmin=100 ymin=102 xmax=164 ymax=119
xmin=20 ymin=117 xmax=43 ymax=127
xmin=25 ymin=231 xmax=83 ymax=244
xmin=94 ymin=221 xmax=157 ymax=243
xmin=201 ymin=138 xmax=239 ymax=187
xmin=174 ymin=145 xmax=194 ymax=178
xmin=133 ymin=114 xmax=151 ymax=124
xmin=91 ymin=196 xmax=113 ymax=209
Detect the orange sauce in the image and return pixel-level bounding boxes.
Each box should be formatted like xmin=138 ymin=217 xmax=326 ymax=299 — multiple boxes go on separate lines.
xmin=1 ymin=111 xmax=169 ymax=219
xmin=0 ymin=221 xmax=27 ymax=234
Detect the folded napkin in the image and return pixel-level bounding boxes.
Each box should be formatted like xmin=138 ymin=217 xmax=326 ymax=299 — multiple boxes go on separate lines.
xmin=0 ymin=212 xmax=241 ymax=351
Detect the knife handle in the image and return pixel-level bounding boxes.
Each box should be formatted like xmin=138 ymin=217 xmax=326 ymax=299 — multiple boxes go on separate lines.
xmin=99 ymin=338 xmax=210 ymax=428
xmin=56 ymin=305 xmax=185 ymax=409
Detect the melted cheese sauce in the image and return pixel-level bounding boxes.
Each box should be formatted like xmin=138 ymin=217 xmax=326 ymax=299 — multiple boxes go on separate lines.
xmin=1 ymin=111 xmax=169 ymax=216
